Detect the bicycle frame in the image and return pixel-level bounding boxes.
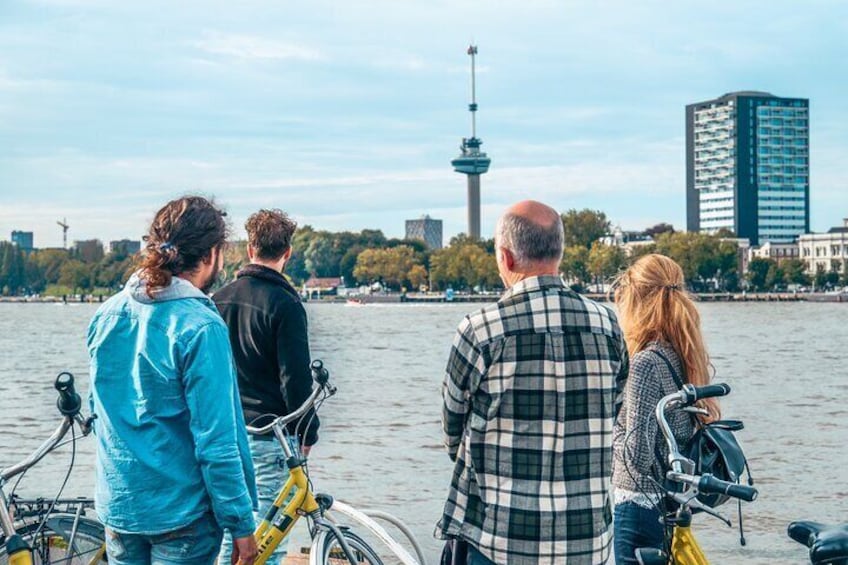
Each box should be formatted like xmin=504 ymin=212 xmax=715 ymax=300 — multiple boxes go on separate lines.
xmin=669 ymin=520 xmax=709 ymax=565
xmin=254 ymin=452 xmax=320 ymax=563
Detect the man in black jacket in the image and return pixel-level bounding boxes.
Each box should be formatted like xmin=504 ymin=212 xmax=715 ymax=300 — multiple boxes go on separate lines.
xmin=214 ymin=209 xmax=319 ymax=565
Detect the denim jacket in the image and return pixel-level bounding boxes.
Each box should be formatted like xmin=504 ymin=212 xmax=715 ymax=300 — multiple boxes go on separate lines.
xmin=88 ymin=273 xmax=257 ymax=537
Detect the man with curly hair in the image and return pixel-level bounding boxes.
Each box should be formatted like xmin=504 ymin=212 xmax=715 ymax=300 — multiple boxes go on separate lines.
xmin=214 ymin=209 xmax=320 ymax=564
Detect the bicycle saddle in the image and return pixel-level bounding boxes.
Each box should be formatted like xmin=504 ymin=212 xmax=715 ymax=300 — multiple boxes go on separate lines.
xmin=788 ymin=521 xmax=848 ymax=564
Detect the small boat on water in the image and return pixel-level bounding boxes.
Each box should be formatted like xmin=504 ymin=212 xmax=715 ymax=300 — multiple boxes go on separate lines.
xmin=345 ymin=298 xmax=365 ymax=306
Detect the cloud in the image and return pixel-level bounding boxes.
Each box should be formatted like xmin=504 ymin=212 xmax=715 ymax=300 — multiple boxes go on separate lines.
xmin=188 ymin=32 xmax=326 ymax=62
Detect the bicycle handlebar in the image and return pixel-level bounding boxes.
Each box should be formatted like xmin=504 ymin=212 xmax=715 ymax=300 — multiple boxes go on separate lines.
xmin=681 ymin=383 xmax=731 ymax=405
xmin=55 ymin=371 xmax=82 ymax=416
xmin=698 ymin=474 xmax=758 ymax=502
xmin=667 ymin=471 xmax=758 ymax=503
xmin=245 ymin=360 xmax=334 ymax=436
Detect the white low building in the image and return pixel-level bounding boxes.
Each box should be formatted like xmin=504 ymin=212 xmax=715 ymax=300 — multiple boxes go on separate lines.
xmin=750 ymin=241 xmax=801 ymax=265
xmin=799 ymin=218 xmax=848 ymax=275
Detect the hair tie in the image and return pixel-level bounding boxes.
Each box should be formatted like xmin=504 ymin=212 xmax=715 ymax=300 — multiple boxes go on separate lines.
xmin=159 ymin=242 xmax=175 ymax=251
xmin=665 ymin=284 xmax=680 ymax=291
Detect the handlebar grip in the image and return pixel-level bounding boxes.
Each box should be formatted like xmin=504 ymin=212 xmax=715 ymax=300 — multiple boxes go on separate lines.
xmin=55 ymin=372 xmax=82 ymax=416
xmin=690 ymin=383 xmax=731 ymax=402
xmin=311 ymin=360 xmax=329 ymax=385
xmin=698 ymin=473 xmax=758 ymax=502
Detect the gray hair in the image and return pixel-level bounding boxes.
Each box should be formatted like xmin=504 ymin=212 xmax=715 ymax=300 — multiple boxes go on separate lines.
xmin=495 ymin=212 xmax=564 ymax=266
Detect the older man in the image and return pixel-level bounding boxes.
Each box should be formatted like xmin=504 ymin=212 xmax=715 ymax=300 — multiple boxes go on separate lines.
xmin=437 ymin=200 xmax=629 ymax=565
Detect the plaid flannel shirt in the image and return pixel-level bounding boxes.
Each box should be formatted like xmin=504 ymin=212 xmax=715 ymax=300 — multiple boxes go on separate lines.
xmin=437 ymin=275 xmax=629 ymax=565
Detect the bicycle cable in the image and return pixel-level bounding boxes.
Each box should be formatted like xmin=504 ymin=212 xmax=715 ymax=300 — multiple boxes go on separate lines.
xmin=31 ymin=420 xmax=77 ymax=543
xmin=621 ymin=408 xmax=676 ymax=560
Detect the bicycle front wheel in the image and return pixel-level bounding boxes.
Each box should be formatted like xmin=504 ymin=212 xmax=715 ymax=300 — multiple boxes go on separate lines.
xmin=311 ymin=529 xmax=384 ymax=565
xmin=0 ymin=519 xmax=106 ymax=564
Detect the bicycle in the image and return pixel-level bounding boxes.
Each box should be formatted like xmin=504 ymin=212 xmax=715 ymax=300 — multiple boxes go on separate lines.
xmin=0 ymin=363 xmax=424 ymax=565
xmin=633 ymin=383 xmax=759 ymax=565
xmin=243 ymin=359 xmax=423 ymax=565
xmin=0 ymin=372 xmax=104 ymax=564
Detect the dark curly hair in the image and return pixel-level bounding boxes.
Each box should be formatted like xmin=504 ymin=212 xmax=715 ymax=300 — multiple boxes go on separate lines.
xmin=138 ymin=196 xmax=229 ymax=297
xmin=245 ymin=209 xmax=297 ymax=261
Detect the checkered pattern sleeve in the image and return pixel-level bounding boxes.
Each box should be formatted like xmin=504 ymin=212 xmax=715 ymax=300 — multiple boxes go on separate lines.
xmin=442 ymin=315 xmax=487 ymax=461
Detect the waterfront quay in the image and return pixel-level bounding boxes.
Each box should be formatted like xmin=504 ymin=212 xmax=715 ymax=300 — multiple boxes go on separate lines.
xmin=341 ymin=291 xmax=845 ymax=304
xmin=1 ymin=291 xmax=846 ymax=304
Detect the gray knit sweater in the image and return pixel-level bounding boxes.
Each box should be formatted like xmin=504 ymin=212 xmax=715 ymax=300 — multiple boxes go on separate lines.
xmin=612 ymin=341 xmax=695 ymax=499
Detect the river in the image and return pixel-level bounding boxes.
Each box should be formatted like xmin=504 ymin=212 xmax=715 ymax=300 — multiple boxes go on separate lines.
xmin=0 ymin=301 xmax=845 ymax=564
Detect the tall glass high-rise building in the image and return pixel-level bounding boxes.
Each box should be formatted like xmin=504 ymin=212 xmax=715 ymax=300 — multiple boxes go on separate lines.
xmin=686 ymin=91 xmax=809 ymax=245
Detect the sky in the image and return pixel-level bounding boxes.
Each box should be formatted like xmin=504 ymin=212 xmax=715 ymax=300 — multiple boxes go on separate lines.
xmin=0 ymin=0 xmax=846 ymax=248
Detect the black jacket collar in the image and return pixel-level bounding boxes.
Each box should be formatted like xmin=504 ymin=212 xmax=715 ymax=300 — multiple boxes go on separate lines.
xmin=237 ymin=264 xmax=298 ymax=296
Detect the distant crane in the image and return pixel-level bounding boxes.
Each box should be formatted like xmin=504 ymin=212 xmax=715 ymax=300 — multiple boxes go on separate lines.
xmin=57 ymin=218 xmax=69 ymax=249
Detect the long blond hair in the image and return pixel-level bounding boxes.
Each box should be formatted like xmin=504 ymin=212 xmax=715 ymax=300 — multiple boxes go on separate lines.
xmin=614 ymin=254 xmax=719 ymax=421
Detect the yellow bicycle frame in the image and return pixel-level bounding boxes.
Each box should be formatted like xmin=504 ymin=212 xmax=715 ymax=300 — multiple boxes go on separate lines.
xmin=670 ymin=525 xmax=709 ymax=565
xmin=253 ymin=463 xmax=319 ymax=564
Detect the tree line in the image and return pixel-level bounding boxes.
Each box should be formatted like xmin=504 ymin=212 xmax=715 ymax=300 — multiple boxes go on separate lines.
xmin=0 ymin=242 xmax=135 ymax=296
xmin=2 ymin=209 xmax=845 ymax=297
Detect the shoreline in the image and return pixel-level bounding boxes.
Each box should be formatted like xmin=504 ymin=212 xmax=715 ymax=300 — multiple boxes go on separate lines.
xmin=2 ymin=292 xmax=845 ymax=304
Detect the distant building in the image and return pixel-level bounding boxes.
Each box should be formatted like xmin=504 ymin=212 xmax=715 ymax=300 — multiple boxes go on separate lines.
xmin=600 ymin=226 xmax=654 ymax=256
xmin=686 ymin=91 xmax=809 ymax=245
xmin=405 ymin=215 xmax=443 ymax=250
xmin=799 ymin=218 xmax=848 ymax=276
xmin=74 ymin=239 xmax=105 ymax=263
xmin=303 ymin=277 xmax=343 ymax=299
xmin=750 ymin=241 xmax=801 ymax=265
xmin=109 ymin=239 xmax=141 ymax=256
xmin=11 ymin=231 xmax=34 ymax=251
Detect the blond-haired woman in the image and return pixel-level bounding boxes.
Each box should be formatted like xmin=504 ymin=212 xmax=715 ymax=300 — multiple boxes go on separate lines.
xmin=611 ymin=254 xmax=719 ymax=564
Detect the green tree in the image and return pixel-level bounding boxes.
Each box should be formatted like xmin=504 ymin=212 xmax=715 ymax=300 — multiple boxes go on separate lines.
xmin=746 ymin=258 xmax=775 ymax=291
xmin=765 ymin=262 xmax=786 ymax=290
xmin=430 ymin=241 xmax=499 ymax=291
xmin=32 ymin=249 xmax=69 ymax=289
xmin=561 ymin=209 xmax=610 ymax=249
xmin=58 ymin=260 xmax=91 ymax=293
xmin=339 ymin=245 xmax=365 ymax=285
xmin=587 ymin=242 xmax=626 ymax=291
xmin=353 ymin=245 xmax=424 ymax=290
xmin=782 ymin=259 xmax=810 ymax=287
xmin=95 ymin=253 xmax=136 ymax=290
xmin=408 ymin=264 xmax=429 ymax=289
xmin=560 ymin=245 xmax=590 ymax=287
xmin=0 ymin=243 xmax=26 ymax=295
xmin=653 ymin=232 xmax=739 ymax=290
xmin=304 ymin=233 xmax=340 ymax=277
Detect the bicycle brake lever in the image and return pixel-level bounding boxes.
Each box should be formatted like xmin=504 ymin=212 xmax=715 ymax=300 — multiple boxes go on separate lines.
xmin=683 ymin=407 xmax=709 ymax=416
xmin=77 ymin=414 xmax=97 ymax=436
xmin=687 ymin=498 xmax=732 ymax=527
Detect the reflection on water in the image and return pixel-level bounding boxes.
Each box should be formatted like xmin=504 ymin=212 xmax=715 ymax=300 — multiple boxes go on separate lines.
xmin=0 ymin=301 xmax=845 ymax=564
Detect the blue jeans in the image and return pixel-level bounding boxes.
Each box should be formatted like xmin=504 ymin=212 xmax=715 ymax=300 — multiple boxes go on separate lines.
xmin=467 ymin=544 xmax=498 ymax=565
xmin=613 ymin=502 xmax=667 ymax=565
xmin=218 ymin=435 xmax=297 ymax=565
xmin=105 ymin=512 xmax=222 ymax=565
